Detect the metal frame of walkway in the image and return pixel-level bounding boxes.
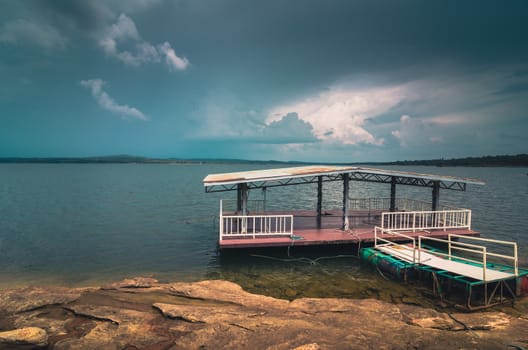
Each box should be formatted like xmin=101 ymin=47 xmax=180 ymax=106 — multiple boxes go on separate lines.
xmin=365 ymin=229 xmax=526 ymax=310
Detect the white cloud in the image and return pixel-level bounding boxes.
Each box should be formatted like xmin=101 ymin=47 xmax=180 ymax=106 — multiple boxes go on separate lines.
xmin=0 ymin=19 xmax=67 ymax=50
xmin=259 ymin=113 xmax=317 ymax=143
xmin=158 ymin=42 xmax=190 ymax=71
xmin=80 ymin=79 xmax=148 ymax=121
xmin=390 ymin=114 xmax=449 ymax=148
xmin=99 ymin=13 xmax=189 ymax=71
xmin=190 ymin=94 xmax=315 ymax=144
xmin=267 ymin=84 xmax=407 ymax=146
xmin=106 ymin=12 xmax=140 ymax=41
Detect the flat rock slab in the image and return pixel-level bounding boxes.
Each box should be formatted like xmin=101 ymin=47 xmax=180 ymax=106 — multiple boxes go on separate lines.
xmin=0 ymin=327 xmax=48 ymax=348
xmin=167 ymin=280 xmax=290 ymax=309
xmin=0 ymin=287 xmax=85 ymax=314
xmin=102 ymin=277 xmax=159 ymax=290
xmin=0 ymin=279 xmax=527 ymax=349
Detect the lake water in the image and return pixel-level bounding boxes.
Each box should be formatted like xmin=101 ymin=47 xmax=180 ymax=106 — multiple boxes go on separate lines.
xmin=0 ymin=163 xmax=527 ymax=306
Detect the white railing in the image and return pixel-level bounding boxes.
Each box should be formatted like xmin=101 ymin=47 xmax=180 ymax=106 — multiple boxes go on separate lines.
xmin=381 ymin=209 xmax=472 ymax=232
xmin=349 ymin=197 xmax=465 ymax=212
xmin=219 ymin=200 xmax=293 ymax=240
xmin=373 ymin=226 xmax=417 ymax=262
xmin=373 ymin=228 xmax=518 ymax=281
xmin=220 ymin=215 xmax=293 ymax=240
xmin=418 ymin=235 xmax=519 ymax=280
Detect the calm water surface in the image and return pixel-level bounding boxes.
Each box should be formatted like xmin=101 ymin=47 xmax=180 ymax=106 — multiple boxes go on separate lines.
xmin=0 ymin=163 xmax=527 ymax=306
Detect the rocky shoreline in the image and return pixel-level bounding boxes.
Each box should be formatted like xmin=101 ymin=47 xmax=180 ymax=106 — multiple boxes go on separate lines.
xmin=1 ymin=277 xmax=527 ymax=349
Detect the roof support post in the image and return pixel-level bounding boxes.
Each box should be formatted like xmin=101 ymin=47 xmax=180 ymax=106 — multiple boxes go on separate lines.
xmin=236 ymin=184 xmax=242 ymax=213
xmin=317 ymin=176 xmax=323 ymax=229
xmin=342 ymin=173 xmax=350 ymax=231
xmin=390 ymin=176 xmax=396 ymax=212
xmin=432 ymin=181 xmax=440 ymax=212
xmin=237 ymin=183 xmax=248 ymax=215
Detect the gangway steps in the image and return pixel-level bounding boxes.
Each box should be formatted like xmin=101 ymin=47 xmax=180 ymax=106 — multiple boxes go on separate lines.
xmin=376 ymin=245 xmax=514 ymax=282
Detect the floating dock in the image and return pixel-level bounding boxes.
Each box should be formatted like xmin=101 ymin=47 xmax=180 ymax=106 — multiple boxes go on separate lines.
xmin=203 ymin=165 xmax=484 ymax=250
xmin=204 ymin=165 xmax=527 ymax=309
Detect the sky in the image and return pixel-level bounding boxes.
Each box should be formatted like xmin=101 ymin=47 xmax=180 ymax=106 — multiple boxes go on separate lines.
xmin=1 ymin=0 xmax=527 ymax=162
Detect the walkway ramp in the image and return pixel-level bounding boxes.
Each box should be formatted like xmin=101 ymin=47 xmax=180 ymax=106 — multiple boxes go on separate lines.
xmin=376 ymin=245 xmax=515 ymax=282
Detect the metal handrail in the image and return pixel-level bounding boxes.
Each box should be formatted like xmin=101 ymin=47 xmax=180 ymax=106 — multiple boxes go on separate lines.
xmin=418 ymin=235 xmax=489 ymax=280
xmin=417 ymin=235 xmax=519 ymax=280
xmin=381 ymin=209 xmax=472 ymax=232
xmin=349 ymin=197 xmax=466 ymax=212
xmin=449 ymin=234 xmax=518 ymax=276
xmin=374 ymin=226 xmax=417 ymax=263
xmin=219 ymin=198 xmax=294 ymax=240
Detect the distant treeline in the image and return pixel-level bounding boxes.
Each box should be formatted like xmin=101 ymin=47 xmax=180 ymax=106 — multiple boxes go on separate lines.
xmin=0 ymin=155 xmax=176 ymax=164
xmin=0 ymin=154 xmax=527 ymax=167
xmin=379 ymin=154 xmax=528 ymax=167
xmin=0 ymin=155 xmax=307 ymax=165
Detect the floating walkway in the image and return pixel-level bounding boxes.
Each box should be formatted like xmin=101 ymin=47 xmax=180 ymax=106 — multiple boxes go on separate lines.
xmin=376 ymin=245 xmax=514 ymax=282
xmin=361 ymin=230 xmax=528 ymax=310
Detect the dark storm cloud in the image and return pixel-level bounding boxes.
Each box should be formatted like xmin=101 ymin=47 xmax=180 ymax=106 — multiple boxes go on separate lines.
xmin=260 ymin=113 xmax=317 ymax=144
xmin=1 ymin=0 xmax=528 ymax=161
xmin=169 ymin=0 xmax=528 ymax=79
xmin=37 ymin=0 xmax=113 ymax=32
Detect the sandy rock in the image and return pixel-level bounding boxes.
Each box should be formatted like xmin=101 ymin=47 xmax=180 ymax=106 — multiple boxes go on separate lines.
xmin=154 ymin=302 xmax=267 ymax=324
xmin=0 ymin=287 xmax=84 ymax=314
xmin=0 ymin=327 xmax=48 ymax=348
xmin=65 ymin=304 xmax=152 ymax=325
xmin=14 ymin=309 xmax=70 ymax=337
xmin=1 ymin=280 xmax=527 ymax=349
xmin=291 ymin=343 xmax=320 ymax=350
xmin=101 ymin=276 xmax=158 ymax=290
xmin=448 ymin=312 xmax=511 ymax=330
xmin=54 ymin=305 xmax=167 ymax=350
xmin=168 ymin=280 xmax=289 ymax=309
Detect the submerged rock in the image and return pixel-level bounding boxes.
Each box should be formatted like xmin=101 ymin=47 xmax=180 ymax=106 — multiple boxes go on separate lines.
xmin=101 ymin=276 xmax=159 ymax=290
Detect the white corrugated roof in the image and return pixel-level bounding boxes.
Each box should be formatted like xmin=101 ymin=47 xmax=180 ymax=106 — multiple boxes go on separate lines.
xmin=203 ymin=165 xmax=485 ymax=187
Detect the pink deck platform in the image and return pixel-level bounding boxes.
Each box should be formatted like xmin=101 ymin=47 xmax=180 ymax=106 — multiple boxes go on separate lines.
xmin=218 ymin=210 xmax=479 ymax=249
xmin=219 ymin=228 xmax=479 ymax=249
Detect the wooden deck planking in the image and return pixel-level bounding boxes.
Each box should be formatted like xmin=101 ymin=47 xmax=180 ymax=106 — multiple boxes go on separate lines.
xmin=219 ymin=227 xmax=479 ymax=249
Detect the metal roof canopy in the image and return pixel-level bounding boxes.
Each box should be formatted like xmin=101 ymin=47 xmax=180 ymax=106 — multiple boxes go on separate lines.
xmin=203 ymin=165 xmax=485 ymax=193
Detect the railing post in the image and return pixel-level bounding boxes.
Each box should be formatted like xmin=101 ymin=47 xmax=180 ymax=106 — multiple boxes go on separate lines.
xmin=219 ymin=200 xmax=224 ymax=241
xmin=412 ymin=212 xmax=416 ymax=232
xmin=342 ymin=173 xmax=350 ymax=231
xmin=418 ymin=236 xmax=421 ymax=264
xmin=253 ymin=217 xmax=256 ymax=239
xmin=514 ymin=243 xmax=518 ymax=276
xmin=443 ymin=211 xmax=447 ymax=231
xmin=467 ymin=210 xmax=472 ymax=230
xmin=448 ymin=234 xmax=452 ymax=260
xmin=316 ymin=176 xmax=323 ymax=229
xmin=483 ymin=246 xmax=487 ymax=281
xmin=412 ymin=238 xmax=416 ymax=263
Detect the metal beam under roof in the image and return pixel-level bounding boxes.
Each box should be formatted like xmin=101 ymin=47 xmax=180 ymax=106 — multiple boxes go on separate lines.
xmin=203 ymin=165 xmax=485 ymax=193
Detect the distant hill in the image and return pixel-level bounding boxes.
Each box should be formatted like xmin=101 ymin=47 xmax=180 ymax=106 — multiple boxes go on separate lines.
xmin=0 ymin=155 xmax=310 ymax=165
xmin=0 ymin=154 xmax=527 ymax=167
xmin=377 ymin=154 xmax=528 ymax=167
